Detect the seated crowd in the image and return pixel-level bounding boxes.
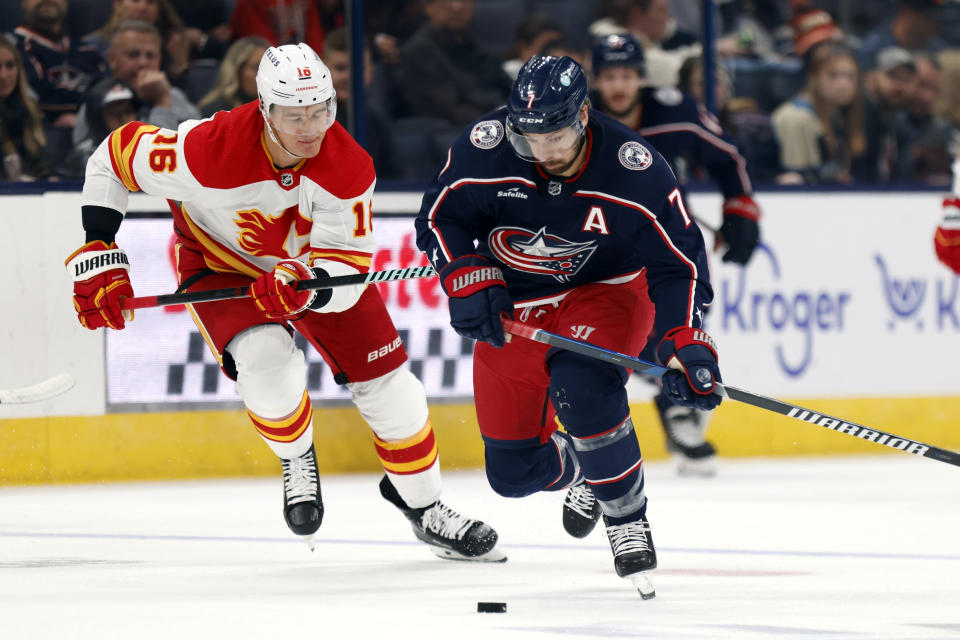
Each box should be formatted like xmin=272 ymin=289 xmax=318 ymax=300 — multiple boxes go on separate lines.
xmin=0 ymin=0 xmax=958 ymax=185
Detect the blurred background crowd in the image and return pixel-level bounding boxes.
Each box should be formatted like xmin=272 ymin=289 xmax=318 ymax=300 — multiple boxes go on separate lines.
xmin=0 ymin=0 xmax=958 ymax=186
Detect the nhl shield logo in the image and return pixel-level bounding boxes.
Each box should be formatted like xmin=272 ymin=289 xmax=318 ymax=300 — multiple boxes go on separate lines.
xmin=470 ymin=120 xmax=504 ymax=149
xmin=280 ymin=173 xmax=294 ymax=187
xmin=618 ymin=142 xmax=653 ymax=171
xmin=547 ymin=180 xmax=562 ymax=196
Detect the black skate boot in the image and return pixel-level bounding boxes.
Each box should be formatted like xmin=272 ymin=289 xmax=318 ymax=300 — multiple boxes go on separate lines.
xmin=280 ymin=444 xmax=323 ymax=546
xmin=562 ymin=478 xmax=602 ymax=538
xmin=655 ymin=393 xmax=717 ymax=477
xmin=604 ymin=514 xmax=657 ymax=599
xmin=378 ymin=475 xmax=506 ymax=562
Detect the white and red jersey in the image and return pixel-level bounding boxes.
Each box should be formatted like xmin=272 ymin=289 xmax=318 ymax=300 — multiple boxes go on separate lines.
xmin=81 ymin=101 xmax=376 ymax=281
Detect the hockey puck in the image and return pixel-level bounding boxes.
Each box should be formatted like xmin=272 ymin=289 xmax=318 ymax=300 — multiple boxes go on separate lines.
xmin=477 ymin=602 xmax=507 ymax=613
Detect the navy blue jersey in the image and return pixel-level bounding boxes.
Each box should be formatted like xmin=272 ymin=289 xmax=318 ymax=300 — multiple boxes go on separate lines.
xmin=415 ymin=107 xmax=713 ymax=345
xmin=13 ymin=27 xmax=106 ymax=120
xmin=595 ymin=86 xmax=751 ymax=201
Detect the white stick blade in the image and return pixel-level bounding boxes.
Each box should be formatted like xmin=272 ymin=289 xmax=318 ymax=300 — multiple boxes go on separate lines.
xmin=0 ymin=373 xmax=76 ymax=405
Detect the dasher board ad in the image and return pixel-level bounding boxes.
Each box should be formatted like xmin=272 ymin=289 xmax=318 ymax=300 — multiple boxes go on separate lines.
xmin=106 ymin=192 xmax=958 ymax=406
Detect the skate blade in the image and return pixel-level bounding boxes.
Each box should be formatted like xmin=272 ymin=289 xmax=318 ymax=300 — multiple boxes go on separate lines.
xmin=675 ymin=455 xmax=717 ymax=478
xmin=627 ymin=571 xmax=656 ymax=600
xmin=300 ymin=534 xmax=317 ymax=551
xmin=428 ymin=546 xmax=508 ymax=563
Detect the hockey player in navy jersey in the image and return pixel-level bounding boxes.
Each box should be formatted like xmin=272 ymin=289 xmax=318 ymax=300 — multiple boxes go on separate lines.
xmin=591 ymin=33 xmax=761 ymax=478
xmin=415 ymin=55 xmax=723 ymax=598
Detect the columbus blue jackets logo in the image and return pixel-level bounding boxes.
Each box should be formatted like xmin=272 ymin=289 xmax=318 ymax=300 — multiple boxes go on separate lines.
xmin=470 ymin=120 xmax=504 ymax=149
xmin=618 ymin=142 xmax=653 ymax=170
xmin=488 ymin=226 xmax=597 ymax=282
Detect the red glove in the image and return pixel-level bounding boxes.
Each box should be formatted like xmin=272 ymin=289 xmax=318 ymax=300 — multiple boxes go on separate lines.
xmin=934 ymin=196 xmax=960 ymax=275
xmin=65 ymin=240 xmax=134 ymax=330
xmin=250 ymin=259 xmax=317 ymax=320
xmin=718 ymin=195 xmax=761 ymax=265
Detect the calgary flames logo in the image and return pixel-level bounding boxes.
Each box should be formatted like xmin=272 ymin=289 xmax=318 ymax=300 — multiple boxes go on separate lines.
xmin=488 ymin=226 xmax=597 ymax=282
xmin=235 ymin=205 xmax=311 ymax=258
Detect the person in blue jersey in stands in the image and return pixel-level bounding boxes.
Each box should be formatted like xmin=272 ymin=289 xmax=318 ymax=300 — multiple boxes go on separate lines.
xmin=590 ymin=33 xmax=762 ymax=478
xmin=415 ymin=54 xmax=724 ymax=599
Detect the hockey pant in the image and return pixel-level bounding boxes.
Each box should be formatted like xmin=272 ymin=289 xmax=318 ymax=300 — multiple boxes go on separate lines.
xmin=474 ymin=281 xmax=653 ymax=522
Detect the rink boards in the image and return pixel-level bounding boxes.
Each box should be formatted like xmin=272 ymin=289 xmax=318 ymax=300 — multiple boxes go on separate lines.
xmin=1 ymin=190 xmax=958 ymax=483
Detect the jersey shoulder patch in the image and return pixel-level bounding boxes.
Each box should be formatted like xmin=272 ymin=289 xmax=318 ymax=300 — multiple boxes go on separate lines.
xmin=653 ymin=87 xmax=684 ymax=106
xmin=470 ymin=119 xmax=504 ymax=149
xmin=618 ymin=141 xmax=653 ymax=171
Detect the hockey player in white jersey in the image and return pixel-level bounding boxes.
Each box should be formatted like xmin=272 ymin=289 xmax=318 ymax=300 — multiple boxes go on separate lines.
xmin=65 ymin=43 xmax=504 ymax=562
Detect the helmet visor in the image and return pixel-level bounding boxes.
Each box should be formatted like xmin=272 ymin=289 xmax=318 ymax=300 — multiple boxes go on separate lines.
xmin=505 ymin=117 xmax=585 ymax=163
xmin=268 ymin=97 xmax=338 ymax=136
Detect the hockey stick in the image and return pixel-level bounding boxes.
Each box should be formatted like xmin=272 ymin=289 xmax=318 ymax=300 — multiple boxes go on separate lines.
xmin=501 ymin=318 xmax=960 ymax=469
xmin=120 ymin=265 xmax=438 ymax=310
xmin=0 ymin=373 xmax=75 ymax=405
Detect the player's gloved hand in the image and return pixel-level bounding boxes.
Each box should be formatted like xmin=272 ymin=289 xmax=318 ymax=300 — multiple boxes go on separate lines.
xmin=656 ymin=326 xmax=722 ymax=411
xmin=718 ymin=195 xmax=761 ymax=265
xmin=65 ymin=240 xmax=134 ymax=330
xmin=934 ymin=196 xmax=960 ymax=275
xmin=440 ymin=255 xmax=514 ymax=348
xmin=250 ymin=259 xmax=319 ymax=320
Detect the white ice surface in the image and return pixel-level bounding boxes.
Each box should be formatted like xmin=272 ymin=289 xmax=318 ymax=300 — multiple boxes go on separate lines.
xmin=0 ymin=456 xmax=958 ymax=640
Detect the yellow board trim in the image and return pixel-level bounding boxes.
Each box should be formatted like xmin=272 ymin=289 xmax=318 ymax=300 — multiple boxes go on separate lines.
xmin=2 ymin=396 xmax=959 ymax=485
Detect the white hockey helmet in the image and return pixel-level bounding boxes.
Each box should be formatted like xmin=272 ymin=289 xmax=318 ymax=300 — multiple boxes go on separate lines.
xmin=257 ymin=43 xmax=337 ymax=132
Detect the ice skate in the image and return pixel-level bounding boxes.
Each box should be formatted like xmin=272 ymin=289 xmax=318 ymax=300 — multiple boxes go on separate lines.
xmin=655 ymin=394 xmax=717 ymax=477
xmin=281 ymin=444 xmax=323 ymax=548
xmin=379 ymin=475 xmax=506 ymax=562
xmin=604 ymin=515 xmax=657 ymax=599
xmin=562 ymin=478 xmax=601 ymax=538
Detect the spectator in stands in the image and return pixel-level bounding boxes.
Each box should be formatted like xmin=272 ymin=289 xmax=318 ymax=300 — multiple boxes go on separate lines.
xmin=857 ymin=0 xmax=949 ymax=70
xmin=861 ymin=46 xmax=916 ymax=182
xmin=772 ymin=41 xmax=865 ymax=184
xmin=323 ymin=28 xmax=397 ymax=179
xmin=62 ymin=79 xmax=139 ymax=177
xmin=12 ymin=0 xmax=106 ymax=127
xmin=0 ymin=36 xmax=53 ymax=180
xmin=72 ymin=20 xmax=199 ymax=151
xmin=790 ymin=7 xmax=845 ymax=60
xmin=196 ymin=36 xmax=270 ymax=118
xmin=394 ymin=0 xmax=512 ymax=129
xmin=230 ymin=0 xmax=335 ymax=55
xmin=502 ymin=13 xmax=566 ymax=79
xmin=168 ymin=0 xmax=232 ymax=58
xmin=900 ymin=54 xmax=955 ymax=184
xmin=590 ymin=0 xmax=700 ymax=87
xmin=84 ymin=0 xmax=212 ymax=80
xmin=366 ymin=0 xmax=427 ymax=64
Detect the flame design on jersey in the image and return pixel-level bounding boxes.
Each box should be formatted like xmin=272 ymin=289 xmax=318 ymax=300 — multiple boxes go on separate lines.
xmin=235 ymin=205 xmax=312 ymax=259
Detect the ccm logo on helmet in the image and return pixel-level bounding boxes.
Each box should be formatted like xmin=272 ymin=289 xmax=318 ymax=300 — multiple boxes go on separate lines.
xmin=367 ymin=336 xmax=403 ymax=362
xmin=518 ymin=117 xmax=544 ymax=124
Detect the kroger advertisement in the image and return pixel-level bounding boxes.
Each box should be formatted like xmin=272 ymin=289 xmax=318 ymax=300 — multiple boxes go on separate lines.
xmin=106 ymin=191 xmax=958 ymax=406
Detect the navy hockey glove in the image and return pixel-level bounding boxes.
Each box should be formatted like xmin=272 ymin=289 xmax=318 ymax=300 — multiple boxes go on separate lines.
xmin=656 ymin=326 xmax=723 ymax=411
xmin=718 ymin=196 xmax=761 ymax=265
xmin=440 ymin=255 xmax=514 ymax=348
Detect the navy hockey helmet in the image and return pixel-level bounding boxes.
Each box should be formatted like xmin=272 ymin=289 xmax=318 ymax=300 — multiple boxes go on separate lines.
xmin=591 ymin=33 xmax=645 ymax=75
xmin=506 ymin=55 xmax=588 ymax=162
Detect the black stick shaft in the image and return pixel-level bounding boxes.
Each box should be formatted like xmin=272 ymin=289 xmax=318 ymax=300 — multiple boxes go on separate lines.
xmin=501 ymin=319 xmax=960 ymax=468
